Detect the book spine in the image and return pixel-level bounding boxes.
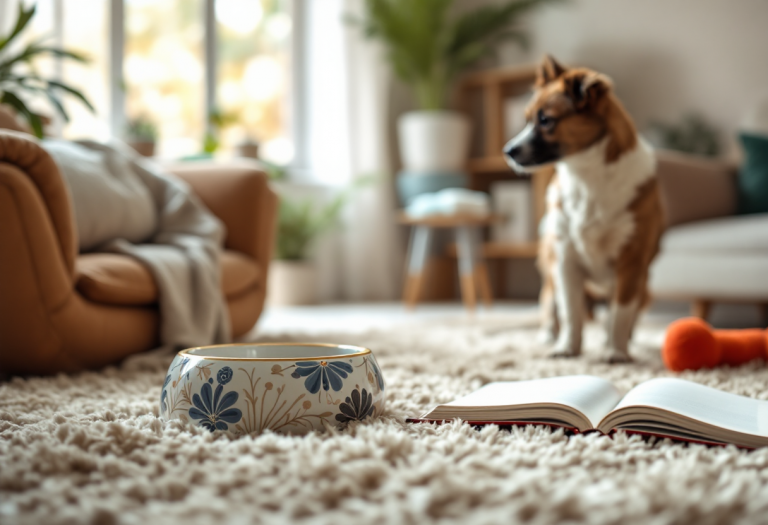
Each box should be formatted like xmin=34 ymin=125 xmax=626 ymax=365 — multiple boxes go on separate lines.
xmin=405 ymin=418 xmax=582 ymax=434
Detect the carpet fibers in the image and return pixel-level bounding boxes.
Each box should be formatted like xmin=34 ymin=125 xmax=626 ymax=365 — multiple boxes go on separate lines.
xmin=2 ymin=313 xmax=768 ymax=525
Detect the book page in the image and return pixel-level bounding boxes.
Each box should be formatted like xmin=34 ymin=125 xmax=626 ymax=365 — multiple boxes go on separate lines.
xmin=603 ymin=378 xmax=768 ymax=437
xmin=435 ymin=375 xmax=622 ymax=428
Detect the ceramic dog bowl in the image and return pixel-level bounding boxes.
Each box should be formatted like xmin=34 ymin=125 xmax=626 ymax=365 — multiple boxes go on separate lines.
xmin=159 ymin=343 xmax=386 ymax=434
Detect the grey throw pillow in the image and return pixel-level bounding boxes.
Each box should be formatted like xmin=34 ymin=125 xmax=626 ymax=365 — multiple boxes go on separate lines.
xmin=43 ymin=139 xmax=157 ymax=252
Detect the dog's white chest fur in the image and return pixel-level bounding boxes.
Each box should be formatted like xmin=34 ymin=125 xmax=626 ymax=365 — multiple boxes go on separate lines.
xmin=551 ymin=137 xmax=655 ymax=290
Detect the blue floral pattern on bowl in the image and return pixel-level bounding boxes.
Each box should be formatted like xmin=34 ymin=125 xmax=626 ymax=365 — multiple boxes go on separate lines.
xmin=188 ymin=366 xmax=242 ymax=432
xmin=290 ymin=360 xmax=354 ymax=394
xmin=158 ymin=344 xmax=386 ymax=435
xmin=160 ymin=374 xmax=172 ymax=413
xmin=217 ymin=366 xmax=233 ymax=385
xmin=335 ymin=388 xmax=375 ymax=423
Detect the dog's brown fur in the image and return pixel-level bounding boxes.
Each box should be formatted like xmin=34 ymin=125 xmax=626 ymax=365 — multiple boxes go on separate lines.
xmin=528 ymin=56 xmax=664 ymax=356
xmin=528 ymin=59 xmax=638 ymax=163
xmin=614 ymin=178 xmax=664 ymax=307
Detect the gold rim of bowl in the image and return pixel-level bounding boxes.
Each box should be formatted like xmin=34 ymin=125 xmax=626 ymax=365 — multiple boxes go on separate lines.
xmin=178 ymin=342 xmax=372 ymax=362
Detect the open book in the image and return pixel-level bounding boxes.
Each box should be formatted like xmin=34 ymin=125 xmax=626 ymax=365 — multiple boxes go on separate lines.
xmin=409 ymin=376 xmax=768 ymax=449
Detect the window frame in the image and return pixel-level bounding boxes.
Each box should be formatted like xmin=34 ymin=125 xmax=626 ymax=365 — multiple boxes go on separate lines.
xmin=37 ymin=0 xmax=300 ymax=164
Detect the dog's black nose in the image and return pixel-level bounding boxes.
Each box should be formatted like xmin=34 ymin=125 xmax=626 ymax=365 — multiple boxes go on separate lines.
xmin=504 ymin=145 xmax=521 ymax=159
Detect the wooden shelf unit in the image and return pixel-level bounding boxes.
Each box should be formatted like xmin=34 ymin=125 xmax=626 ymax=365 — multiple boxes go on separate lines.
xmin=456 ymin=64 xmax=554 ymax=259
xmin=459 ymin=64 xmax=538 ymax=160
xmin=447 ymin=240 xmax=539 ymax=259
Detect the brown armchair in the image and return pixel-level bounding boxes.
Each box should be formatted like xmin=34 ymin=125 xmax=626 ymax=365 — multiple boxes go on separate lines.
xmin=0 ymin=131 xmax=278 ymax=375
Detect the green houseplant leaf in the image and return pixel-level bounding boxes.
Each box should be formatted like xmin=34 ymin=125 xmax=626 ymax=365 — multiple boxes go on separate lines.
xmin=0 ymin=2 xmax=36 ymax=52
xmin=0 ymin=2 xmax=95 ymax=137
xmin=349 ymin=0 xmax=563 ymax=110
xmin=0 ymin=90 xmax=42 ymax=136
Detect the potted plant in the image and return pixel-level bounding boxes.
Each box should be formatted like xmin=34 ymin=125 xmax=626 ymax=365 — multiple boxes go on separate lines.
xmin=126 ymin=116 xmax=159 ymax=157
xmin=202 ymin=107 xmax=238 ymax=155
xmin=0 ymin=2 xmax=94 ymax=137
xmin=269 ymin=192 xmax=349 ymax=306
xmin=351 ymin=0 xmax=557 ymax=172
xmin=646 ymin=113 xmax=721 ymax=158
xmin=236 ymin=137 xmax=260 ymax=159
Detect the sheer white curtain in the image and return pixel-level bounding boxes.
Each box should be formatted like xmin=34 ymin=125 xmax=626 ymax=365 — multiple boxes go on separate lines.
xmin=301 ymin=0 xmax=401 ymax=301
xmin=0 ymin=1 xmax=8 ymax=30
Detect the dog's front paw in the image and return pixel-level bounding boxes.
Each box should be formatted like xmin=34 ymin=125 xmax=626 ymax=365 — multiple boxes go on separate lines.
xmin=605 ymin=351 xmax=633 ymax=364
xmin=537 ymin=328 xmax=558 ymax=345
xmin=549 ymin=349 xmax=579 ymax=359
xmin=549 ymin=341 xmax=581 ymax=359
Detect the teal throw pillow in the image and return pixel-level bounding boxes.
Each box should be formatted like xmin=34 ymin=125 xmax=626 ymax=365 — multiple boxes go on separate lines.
xmin=738 ymin=132 xmax=768 ymax=214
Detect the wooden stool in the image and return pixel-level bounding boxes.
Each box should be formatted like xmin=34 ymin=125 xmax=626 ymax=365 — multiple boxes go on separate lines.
xmin=399 ymin=213 xmax=499 ymax=311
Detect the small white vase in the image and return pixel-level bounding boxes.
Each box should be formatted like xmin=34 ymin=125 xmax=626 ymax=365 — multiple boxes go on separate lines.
xmin=267 ymin=261 xmax=317 ymax=306
xmin=397 ymin=110 xmax=470 ymax=173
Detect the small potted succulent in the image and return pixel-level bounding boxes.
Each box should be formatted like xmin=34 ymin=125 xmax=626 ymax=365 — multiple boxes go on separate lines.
xmin=126 ymin=116 xmax=159 ymax=157
xmin=236 ymin=137 xmax=260 ymax=159
xmin=268 ymin=193 xmax=347 ymax=306
xmin=268 ymin=177 xmax=372 ymax=305
xmin=646 ymin=113 xmax=721 ymax=158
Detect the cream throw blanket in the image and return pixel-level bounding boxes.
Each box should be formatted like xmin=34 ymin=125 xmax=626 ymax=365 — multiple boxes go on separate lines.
xmin=43 ymin=139 xmax=231 ymax=349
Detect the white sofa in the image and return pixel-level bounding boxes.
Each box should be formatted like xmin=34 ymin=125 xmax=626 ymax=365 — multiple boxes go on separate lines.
xmin=649 ymin=150 xmax=768 ymax=321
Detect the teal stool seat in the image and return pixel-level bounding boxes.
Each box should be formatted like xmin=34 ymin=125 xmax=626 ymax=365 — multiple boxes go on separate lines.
xmin=396 ymin=171 xmax=468 ymax=207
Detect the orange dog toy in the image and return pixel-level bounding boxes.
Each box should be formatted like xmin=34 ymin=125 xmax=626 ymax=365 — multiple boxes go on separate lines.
xmin=662 ymin=317 xmax=768 ymax=371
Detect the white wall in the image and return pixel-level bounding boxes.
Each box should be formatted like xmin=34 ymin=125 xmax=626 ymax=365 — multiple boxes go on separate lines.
xmin=485 ymin=0 xmax=768 ymax=158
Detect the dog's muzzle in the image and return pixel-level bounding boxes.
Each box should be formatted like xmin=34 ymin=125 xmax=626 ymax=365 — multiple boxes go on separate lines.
xmin=503 ymin=123 xmax=561 ymax=172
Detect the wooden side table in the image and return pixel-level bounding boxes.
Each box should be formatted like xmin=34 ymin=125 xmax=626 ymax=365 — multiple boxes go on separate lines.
xmin=398 ymin=213 xmax=500 ymax=311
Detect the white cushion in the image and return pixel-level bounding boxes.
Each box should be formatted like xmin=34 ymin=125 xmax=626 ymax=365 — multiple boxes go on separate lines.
xmin=405 ymin=188 xmax=490 ymax=218
xmin=43 ymin=139 xmax=157 ymax=252
xmin=661 ymin=213 xmax=768 ymax=253
xmin=650 ymin=252 xmax=768 ymax=299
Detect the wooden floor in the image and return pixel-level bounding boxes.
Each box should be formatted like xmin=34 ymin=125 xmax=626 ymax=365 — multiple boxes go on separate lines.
xmin=254 ymin=300 xmax=766 ymax=336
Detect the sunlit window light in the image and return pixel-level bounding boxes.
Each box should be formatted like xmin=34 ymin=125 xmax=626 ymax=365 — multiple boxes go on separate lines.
xmin=216 ymin=0 xmax=263 ymax=35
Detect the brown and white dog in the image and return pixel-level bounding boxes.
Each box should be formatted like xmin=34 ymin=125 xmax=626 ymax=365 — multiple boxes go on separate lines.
xmin=504 ymin=56 xmax=664 ymax=362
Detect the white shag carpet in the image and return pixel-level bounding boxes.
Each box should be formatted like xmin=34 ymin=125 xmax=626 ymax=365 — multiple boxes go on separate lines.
xmin=2 ymin=312 xmax=768 ymax=525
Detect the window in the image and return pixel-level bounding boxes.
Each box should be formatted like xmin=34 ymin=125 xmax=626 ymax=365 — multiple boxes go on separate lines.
xmin=3 ymin=0 xmax=294 ymax=161
xmin=61 ymin=0 xmax=110 ymax=140
xmin=124 ymin=0 xmax=205 ymax=157
xmin=216 ymin=0 xmax=293 ymax=162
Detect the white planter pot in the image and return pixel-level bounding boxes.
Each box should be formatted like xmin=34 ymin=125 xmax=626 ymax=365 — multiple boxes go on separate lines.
xmin=397 ymin=110 xmax=470 ymax=173
xmin=267 ymin=261 xmax=317 ymax=306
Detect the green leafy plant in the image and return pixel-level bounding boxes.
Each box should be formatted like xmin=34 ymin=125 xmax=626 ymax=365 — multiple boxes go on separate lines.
xmin=258 ymin=159 xmax=288 ymax=181
xmin=203 ymin=107 xmax=238 ymax=153
xmin=0 ymin=2 xmax=94 ymax=137
xmin=647 ymin=114 xmax=721 ymax=158
xmin=276 ymin=198 xmax=340 ymax=261
xmin=203 ymin=132 xmax=220 ymax=154
xmin=126 ymin=115 xmax=158 ymax=142
xmin=349 ymin=0 xmax=560 ymax=110
xmin=276 ymin=179 xmax=373 ymax=261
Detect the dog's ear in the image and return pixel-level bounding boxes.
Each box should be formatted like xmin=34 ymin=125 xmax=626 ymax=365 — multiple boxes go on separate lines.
xmin=536 ymin=55 xmax=567 ymax=87
xmin=564 ymin=70 xmax=613 ymax=110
